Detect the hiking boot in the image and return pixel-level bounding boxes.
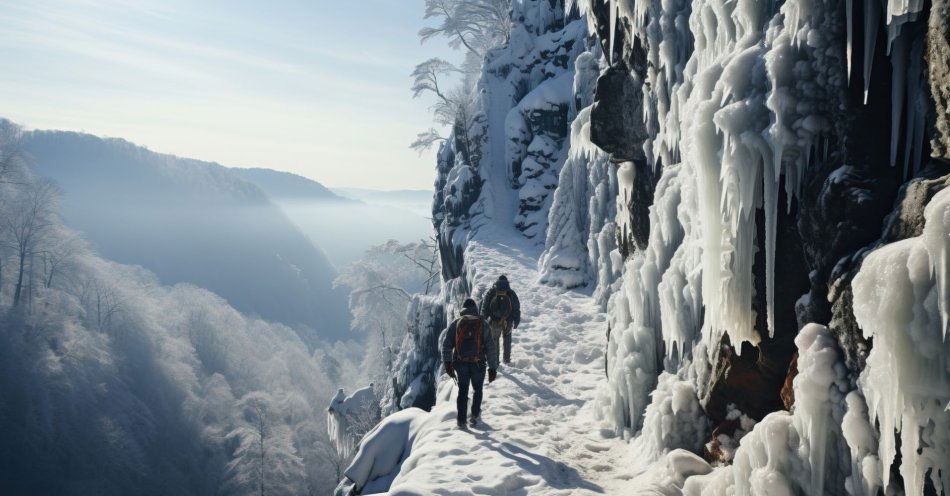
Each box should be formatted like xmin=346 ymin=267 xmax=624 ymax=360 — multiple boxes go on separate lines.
xmin=457 ymin=420 xmax=467 ymax=430
xmin=468 ymin=416 xmax=479 ymax=428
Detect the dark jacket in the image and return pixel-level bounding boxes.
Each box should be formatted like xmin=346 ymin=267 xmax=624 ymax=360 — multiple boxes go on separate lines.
xmin=441 ymin=306 xmax=499 ymax=370
xmin=480 ymin=279 xmax=521 ymax=327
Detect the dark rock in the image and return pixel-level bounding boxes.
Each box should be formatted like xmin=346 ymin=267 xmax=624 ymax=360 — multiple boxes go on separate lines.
xmin=615 ymin=160 xmax=660 ymax=257
xmin=827 ymin=161 xmax=950 ymax=374
xmin=589 ymin=64 xmax=649 ymax=163
xmin=702 ymin=338 xmax=787 ymax=424
xmin=780 ymin=352 xmax=798 ymax=411
xmin=929 ymin=0 xmax=950 ymax=159
xmin=703 ymin=417 xmax=742 ymax=464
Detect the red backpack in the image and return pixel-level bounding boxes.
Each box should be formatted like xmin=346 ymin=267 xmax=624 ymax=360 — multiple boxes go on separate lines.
xmin=455 ymin=316 xmax=483 ymax=363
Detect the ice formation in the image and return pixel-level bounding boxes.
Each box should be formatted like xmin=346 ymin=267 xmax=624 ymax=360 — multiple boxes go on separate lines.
xmin=327 ymin=386 xmax=378 ymax=461
xmin=343 ymin=0 xmax=949 ymax=494
xmin=674 ymin=324 xmax=850 ymax=495
xmin=852 ymin=187 xmax=950 ymax=495
xmin=539 ymin=46 xmax=622 ymax=297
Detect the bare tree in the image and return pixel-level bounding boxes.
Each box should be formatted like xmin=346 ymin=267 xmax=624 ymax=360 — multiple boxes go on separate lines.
xmin=411 ymin=58 xmax=460 ymax=101
xmin=410 ymin=128 xmax=447 ymax=154
xmin=398 ymin=237 xmax=440 ymax=294
xmin=1 ymin=177 xmax=59 ymax=307
xmin=226 ymin=393 xmax=304 ymax=496
xmin=419 ymin=0 xmax=512 ymax=57
xmin=317 ymin=437 xmax=350 ymax=483
xmin=77 ymin=276 xmax=124 ymax=334
xmin=0 ymin=120 xmax=26 ymax=185
xmin=411 ymin=58 xmax=478 ymax=155
xmin=42 ymin=229 xmax=83 ymax=289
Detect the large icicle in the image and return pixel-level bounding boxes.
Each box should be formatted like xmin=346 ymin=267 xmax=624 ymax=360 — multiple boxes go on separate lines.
xmin=862 ymin=0 xmax=881 ymax=104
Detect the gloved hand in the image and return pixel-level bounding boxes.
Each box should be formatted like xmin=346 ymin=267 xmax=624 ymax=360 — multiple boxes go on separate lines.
xmin=488 ymin=369 xmax=497 ymax=383
xmin=444 ymin=361 xmax=456 ymax=379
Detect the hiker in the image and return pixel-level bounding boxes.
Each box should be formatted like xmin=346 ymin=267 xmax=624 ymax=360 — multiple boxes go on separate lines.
xmin=441 ymin=298 xmax=499 ymax=429
xmin=480 ymin=275 xmax=520 ymax=364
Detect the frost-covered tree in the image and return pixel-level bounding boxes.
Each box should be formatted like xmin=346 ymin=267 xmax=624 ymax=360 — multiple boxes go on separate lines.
xmin=225 ymin=392 xmax=306 ymax=496
xmin=410 ymin=128 xmax=447 ymax=154
xmin=1 ymin=176 xmax=59 ymax=306
xmin=411 ymin=1 xmax=509 ymax=152
xmin=41 ymin=227 xmax=83 ymax=289
xmin=335 ymin=240 xmax=439 ymax=387
xmin=0 ymin=119 xmax=26 ymax=185
xmin=419 ymin=0 xmax=512 ymax=57
xmin=0 ymin=138 xmax=349 ymax=495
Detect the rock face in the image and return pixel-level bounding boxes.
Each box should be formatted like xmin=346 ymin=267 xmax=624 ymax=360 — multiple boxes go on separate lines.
xmin=380 ymin=1 xmax=950 ymax=494
xmin=930 ymin=0 xmax=950 ymax=159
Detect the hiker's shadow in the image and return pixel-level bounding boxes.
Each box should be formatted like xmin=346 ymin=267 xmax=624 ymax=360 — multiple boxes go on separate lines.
xmin=503 ymin=373 xmax=584 ymax=407
xmin=472 ymin=429 xmax=603 ymax=493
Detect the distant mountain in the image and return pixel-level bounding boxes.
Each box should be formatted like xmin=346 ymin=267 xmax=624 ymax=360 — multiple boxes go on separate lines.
xmin=22 ymin=130 xmax=351 ymax=342
xmin=332 ymin=188 xmax=433 ymax=216
xmin=233 ymin=167 xmax=355 ymax=203
xmin=229 ymin=171 xmax=434 ymax=267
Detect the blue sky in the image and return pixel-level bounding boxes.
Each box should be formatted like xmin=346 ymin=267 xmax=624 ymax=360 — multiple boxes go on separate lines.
xmin=0 ymin=0 xmax=461 ymax=189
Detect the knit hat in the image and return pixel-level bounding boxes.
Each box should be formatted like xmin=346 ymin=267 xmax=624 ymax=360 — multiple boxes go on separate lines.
xmin=462 ymin=298 xmax=477 ymax=310
xmin=498 ymin=275 xmax=508 ymax=281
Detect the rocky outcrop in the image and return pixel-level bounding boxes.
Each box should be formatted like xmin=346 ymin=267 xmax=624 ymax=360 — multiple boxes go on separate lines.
xmin=929 ymin=0 xmax=950 ymax=159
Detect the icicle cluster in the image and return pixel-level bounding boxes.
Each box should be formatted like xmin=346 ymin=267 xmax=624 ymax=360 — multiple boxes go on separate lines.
xmin=680 ymin=324 xmax=851 ymax=495
xmin=851 ymin=187 xmax=950 ymax=495
xmin=540 ymin=47 xmax=623 ymax=298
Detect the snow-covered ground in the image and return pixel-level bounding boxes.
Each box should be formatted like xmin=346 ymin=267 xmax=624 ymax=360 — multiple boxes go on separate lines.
xmin=355 ymin=228 xmax=658 ymax=495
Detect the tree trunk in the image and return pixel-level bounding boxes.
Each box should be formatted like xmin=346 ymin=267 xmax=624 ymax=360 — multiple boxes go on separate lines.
xmin=13 ymin=251 xmax=25 ymax=306
xmin=27 ymin=252 xmax=34 ymax=311
xmin=258 ymin=412 xmax=266 ymax=496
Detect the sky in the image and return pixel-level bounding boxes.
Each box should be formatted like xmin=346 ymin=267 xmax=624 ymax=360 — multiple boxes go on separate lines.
xmin=0 ymin=0 xmax=462 ymax=190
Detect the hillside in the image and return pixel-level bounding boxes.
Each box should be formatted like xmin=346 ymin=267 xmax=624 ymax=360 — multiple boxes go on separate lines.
xmin=21 ymin=130 xmax=351 ymax=342
xmin=232 ymin=167 xmax=355 ymax=203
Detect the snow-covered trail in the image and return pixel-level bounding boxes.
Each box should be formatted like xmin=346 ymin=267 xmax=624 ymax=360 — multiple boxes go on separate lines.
xmin=385 ymin=233 xmax=639 ymax=495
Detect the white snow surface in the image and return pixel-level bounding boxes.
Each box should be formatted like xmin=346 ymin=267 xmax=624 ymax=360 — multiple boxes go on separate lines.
xmin=345 ymin=227 xmax=677 ymax=495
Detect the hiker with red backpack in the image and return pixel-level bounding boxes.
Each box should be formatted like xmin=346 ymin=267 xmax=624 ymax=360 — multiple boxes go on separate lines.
xmin=480 ymin=275 xmax=521 ymax=365
xmin=441 ymin=298 xmax=499 ymax=429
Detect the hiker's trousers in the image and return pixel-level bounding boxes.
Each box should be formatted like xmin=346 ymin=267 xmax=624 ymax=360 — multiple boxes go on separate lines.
xmin=454 ymin=361 xmax=486 ymax=424
xmin=489 ymin=319 xmax=512 ymax=363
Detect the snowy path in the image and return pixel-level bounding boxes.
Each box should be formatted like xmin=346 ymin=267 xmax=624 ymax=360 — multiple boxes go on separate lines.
xmin=386 ymin=234 xmax=639 ymax=495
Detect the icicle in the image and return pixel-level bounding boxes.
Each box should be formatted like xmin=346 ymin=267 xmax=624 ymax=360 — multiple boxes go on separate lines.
xmin=904 ymin=37 xmax=925 ymax=175
xmin=609 ymin=0 xmax=617 ymax=65
xmin=762 ymin=149 xmax=778 ymax=337
xmin=862 ymin=0 xmax=880 ymax=105
xmin=890 ymin=33 xmax=906 ymax=168
xmin=847 ymin=0 xmax=854 ymax=85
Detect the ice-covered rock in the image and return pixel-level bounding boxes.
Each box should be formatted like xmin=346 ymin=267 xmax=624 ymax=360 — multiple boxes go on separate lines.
xmin=852 ymin=187 xmax=950 ymax=495
xmin=327 ymin=386 xmax=380 ymax=463
xmin=380 ymin=295 xmax=447 ymax=415
xmin=334 ymin=408 xmax=433 ymax=496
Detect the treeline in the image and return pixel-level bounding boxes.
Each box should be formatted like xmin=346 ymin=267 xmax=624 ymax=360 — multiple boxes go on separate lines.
xmin=0 ymin=119 xmax=355 ymax=495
